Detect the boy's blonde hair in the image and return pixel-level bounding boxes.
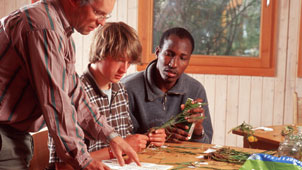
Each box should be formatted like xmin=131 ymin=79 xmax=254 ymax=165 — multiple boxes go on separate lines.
xmin=89 ymin=22 xmax=142 ymax=64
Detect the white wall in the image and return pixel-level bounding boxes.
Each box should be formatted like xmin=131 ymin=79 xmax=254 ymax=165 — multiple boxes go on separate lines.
xmin=2 ymin=0 xmax=302 ymax=147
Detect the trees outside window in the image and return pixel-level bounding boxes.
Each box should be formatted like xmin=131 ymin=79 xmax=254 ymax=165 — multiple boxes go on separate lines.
xmin=138 ymin=0 xmax=278 ymax=76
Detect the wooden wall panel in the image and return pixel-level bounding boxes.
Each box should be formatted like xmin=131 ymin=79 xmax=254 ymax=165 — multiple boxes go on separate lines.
xmin=2 ymin=0 xmax=302 ymax=147
xmin=237 ymin=76 xmax=252 ymax=146
xmin=74 ymin=32 xmax=85 ymax=73
xmin=82 ymin=33 xmax=94 ymax=71
xmin=297 ymin=79 xmax=302 ymax=97
xmin=1 ymin=0 xmax=14 ymax=18
xmin=5 ymin=0 xmax=15 ymax=15
xmin=126 ymin=0 xmax=139 ymax=75
xmin=225 ymin=76 xmax=239 ymax=147
xmin=284 ymin=0 xmax=300 ymax=124
xmin=213 ymin=76 xmax=227 ymax=145
xmin=127 ymin=0 xmax=138 ymax=29
xmin=203 ymin=75 xmax=216 ymax=143
xmin=116 ymin=0 xmax=127 ymax=22
xmin=109 ymin=0 xmax=118 ymax=21
xmin=261 ymin=78 xmax=275 ymax=126
xmin=15 ymin=0 xmax=28 ymax=9
xmin=249 ymin=77 xmax=263 ymax=127
xmin=190 ymin=74 xmax=205 ymax=85
xmin=0 ymin=0 xmax=4 ymax=18
xmin=298 ymin=0 xmax=302 ymax=78
xmin=273 ymin=0 xmax=289 ymax=125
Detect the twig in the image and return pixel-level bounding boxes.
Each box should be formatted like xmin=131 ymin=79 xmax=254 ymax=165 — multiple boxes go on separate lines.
xmin=149 ymin=98 xmax=206 ymax=137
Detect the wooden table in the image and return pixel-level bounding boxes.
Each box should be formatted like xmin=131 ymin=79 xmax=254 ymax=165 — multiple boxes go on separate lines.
xmin=138 ymin=141 xmax=264 ymax=170
xmin=57 ymin=141 xmax=266 ymax=170
xmin=232 ymin=125 xmax=286 ymax=150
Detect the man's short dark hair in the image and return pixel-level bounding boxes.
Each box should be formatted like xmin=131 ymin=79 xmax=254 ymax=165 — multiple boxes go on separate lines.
xmin=159 ymin=27 xmax=195 ymax=53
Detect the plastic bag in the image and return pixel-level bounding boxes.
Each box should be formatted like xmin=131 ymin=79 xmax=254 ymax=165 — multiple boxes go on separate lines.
xmin=240 ymin=153 xmax=302 ymax=170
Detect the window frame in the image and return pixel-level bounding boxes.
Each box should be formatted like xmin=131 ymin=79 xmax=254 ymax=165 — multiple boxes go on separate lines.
xmin=137 ymin=0 xmax=278 ymax=76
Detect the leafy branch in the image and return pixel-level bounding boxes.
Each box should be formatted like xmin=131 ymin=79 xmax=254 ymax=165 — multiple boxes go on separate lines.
xmin=229 ymin=121 xmax=258 ymax=143
xmin=150 ymin=98 xmax=206 ymax=131
xmin=205 ymin=147 xmax=276 ymax=165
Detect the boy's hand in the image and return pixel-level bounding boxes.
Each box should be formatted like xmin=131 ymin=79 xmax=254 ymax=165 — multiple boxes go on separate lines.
xmin=125 ymin=134 xmax=149 ymax=152
xmin=148 ymin=128 xmax=166 ymax=146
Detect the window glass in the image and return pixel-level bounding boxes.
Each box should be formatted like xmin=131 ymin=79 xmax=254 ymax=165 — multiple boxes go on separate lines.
xmin=153 ymin=0 xmax=261 ymax=57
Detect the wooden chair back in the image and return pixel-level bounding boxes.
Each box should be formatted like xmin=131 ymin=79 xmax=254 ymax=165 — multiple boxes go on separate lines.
xmin=29 ymin=130 xmax=49 ymax=170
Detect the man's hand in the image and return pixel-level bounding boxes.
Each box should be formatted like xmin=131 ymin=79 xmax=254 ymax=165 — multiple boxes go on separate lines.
xmin=182 ymin=98 xmax=205 ymax=137
xmin=109 ymin=136 xmax=141 ymax=166
xmin=166 ymin=98 xmax=205 ymax=142
xmin=185 ymin=112 xmax=205 ymax=137
xmin=165 ymin=126 xmax=190 ymax=143
xmin=148 ymin=128 xmax=166 ymax=146
xmin=83 ymin=159 xmax=111 ymax=170
xmin=125 ymin=134 xmax=149 ymax=152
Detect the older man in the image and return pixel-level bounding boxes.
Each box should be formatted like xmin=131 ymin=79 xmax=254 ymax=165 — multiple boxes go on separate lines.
xmin=0 ymin=0 xmax=139 ymax=170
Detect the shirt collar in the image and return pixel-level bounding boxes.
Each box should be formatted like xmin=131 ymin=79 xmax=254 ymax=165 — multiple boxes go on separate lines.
xmin=84 ymin=64 xmax=119 ymax=94
xmin=51 ymin=0 xmax=74 ymax=37
xmin=144 ymin=59 xmax=185 ymax=101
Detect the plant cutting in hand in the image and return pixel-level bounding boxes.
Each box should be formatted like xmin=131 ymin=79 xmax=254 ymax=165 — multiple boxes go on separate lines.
xmin=148 ymin=98 xmax=206 ymax=141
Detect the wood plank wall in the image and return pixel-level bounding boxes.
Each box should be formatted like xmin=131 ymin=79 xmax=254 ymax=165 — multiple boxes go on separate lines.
xmin=1 ymin=0 xmax=302 ymax=147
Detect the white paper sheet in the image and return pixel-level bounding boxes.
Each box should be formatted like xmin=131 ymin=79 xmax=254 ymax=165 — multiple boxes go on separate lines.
xmin=212 ymin=144 xmax=223 ymax=149
xmin=203 ymin=148 xmax=216 ymax=153
xmin=252 ymin=127 xmax=273 ymax=131
xmin=102 ymin=159 xmax=173 ymax=170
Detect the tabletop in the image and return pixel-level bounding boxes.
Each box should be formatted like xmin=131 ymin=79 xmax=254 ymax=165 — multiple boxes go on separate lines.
xmin=137 ymin=141 xmax=265 ymax=170
xmin=53 ymin=141 xmax=267 ymax=170
xmin=232 ymin=125 xmax=287 ymax=150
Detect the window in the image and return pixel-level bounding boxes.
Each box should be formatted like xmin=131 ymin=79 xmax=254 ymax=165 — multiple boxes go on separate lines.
xmin=137 ymin=0 xmax=278 ymax=76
